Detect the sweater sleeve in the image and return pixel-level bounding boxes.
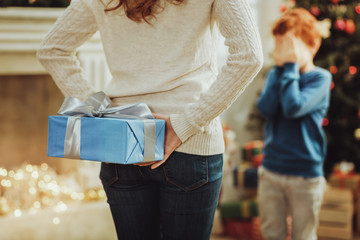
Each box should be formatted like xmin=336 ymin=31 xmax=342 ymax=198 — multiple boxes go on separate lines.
xmin=36 ymin=0 xmax=98 ymax=101
xmin=257 ymin=67 xmax=281 ymax=119
xmin=279 ymin=63 xmax=332 ymax=119
xmin=170 ymin=0 xmax=263 ymax=143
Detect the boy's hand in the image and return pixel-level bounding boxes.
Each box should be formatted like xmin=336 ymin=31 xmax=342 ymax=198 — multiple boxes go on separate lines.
xmin=273 ymin=33 xmax=312 ymax=71
xmin=273 ymin=33 xmax=299 ymax=66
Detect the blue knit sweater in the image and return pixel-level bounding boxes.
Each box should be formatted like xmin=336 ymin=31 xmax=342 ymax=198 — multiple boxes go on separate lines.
xmin=257 ymin=63 xmax=332 ymax=177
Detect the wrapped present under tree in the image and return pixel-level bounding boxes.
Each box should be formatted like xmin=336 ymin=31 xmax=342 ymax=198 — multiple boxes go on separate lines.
xmin=242 ymin=140 xmax=264 ymax=168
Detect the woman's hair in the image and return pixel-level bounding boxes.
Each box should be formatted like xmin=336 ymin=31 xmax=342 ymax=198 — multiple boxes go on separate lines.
xmin=272 ymin=8 xmax=321 ymax=48
xmin=103 ymin=0 xmax=184 ymax=23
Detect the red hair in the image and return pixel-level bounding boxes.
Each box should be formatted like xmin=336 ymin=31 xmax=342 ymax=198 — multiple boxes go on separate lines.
xmin=272 ymin=8 xmax=321 ymax=48
xmin=102 ymin=0 xmax=184 ymax=23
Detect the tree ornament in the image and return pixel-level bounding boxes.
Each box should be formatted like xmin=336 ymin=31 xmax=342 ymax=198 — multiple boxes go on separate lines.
xmin=329 ymin=0 xmax=339 ymax=4
xmin=355 ymin=5 xmax=360 ymax=15
xmin=280 ymin=5 xmax=289 ymax=13
xmin=322 ymin=118 xmax=329 ymax=126
xmin=330 ymin=66 xmax=338 ymax=74
xmin=310 ymin=6 xmax=321 ymax=16
xmin=345 ymin=19 xmax=356 ymax=35
xmin=349 ymin=66 xmax=357 ymax=75
xmin=334 ymin=19 xmax=346 ymax=31
xmin=330 ymin=81 xmax=335 ymax=90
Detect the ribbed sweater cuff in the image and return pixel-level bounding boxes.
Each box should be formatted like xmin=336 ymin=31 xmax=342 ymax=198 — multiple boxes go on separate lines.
xmin=283 ymin=63 xmax=300 ymax=75
xmin=170 ymin=114 xmax=202 ymax=143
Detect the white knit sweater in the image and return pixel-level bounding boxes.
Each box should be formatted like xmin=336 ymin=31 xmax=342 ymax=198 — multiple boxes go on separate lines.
xmin=37 ymin=0 xmax=263 ymax=156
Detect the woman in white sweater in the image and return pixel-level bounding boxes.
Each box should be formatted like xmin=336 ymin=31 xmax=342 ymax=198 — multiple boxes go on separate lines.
xmin=37 ymin=0 xmax=263 ymax=239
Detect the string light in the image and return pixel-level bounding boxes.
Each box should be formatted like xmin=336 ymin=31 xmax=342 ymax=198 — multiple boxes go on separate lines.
xmin=53 ymin=217 xmax=61 ymax=225
xmin=14 ymin=209 xmax=22 ymax=217
xmin=0 ymin=163 xmax=106 ymax=218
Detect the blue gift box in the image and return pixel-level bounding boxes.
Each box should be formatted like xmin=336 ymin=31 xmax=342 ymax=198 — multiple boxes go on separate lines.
xmin=47 ymin=116 xmax=165 ymax=164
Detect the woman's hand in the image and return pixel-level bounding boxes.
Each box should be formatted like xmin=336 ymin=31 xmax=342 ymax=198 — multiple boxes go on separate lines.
xmin=150 ymin=114 xmax=181 ymax=169
xmin=134 ymin=114 xmax=182 ymax=169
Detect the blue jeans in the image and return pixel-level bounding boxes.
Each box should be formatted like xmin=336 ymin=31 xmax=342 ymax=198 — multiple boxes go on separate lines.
xmin=100 ymin=151 xmax=223 ymax=240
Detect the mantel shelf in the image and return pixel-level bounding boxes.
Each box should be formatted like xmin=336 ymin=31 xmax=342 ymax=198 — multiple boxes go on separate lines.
xmin=0 ymin=7 xmax=104 ymax=75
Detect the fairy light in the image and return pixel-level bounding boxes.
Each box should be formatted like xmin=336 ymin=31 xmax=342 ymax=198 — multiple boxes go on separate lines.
xmin=53 ymin=201 xmax=68 ymax=213
xmin=97 ymin=189 xmax=106 ymax=198
xmin=40 ymin=163 xmax=49 ymax=171
xmin=14 ymin=170 xmax=25 ymax=180
xmin=0 ymin=168 xmax=7 ymax=177
xmin=1 ymin=179 xmax=11 ymax=188
xmin=29 ymin=187 xmax=37 ymax=195
xmin=0 ymin=163 xmax=106 ymax=218
xmin=14 ymin=209 xmax=22 ymax=217
xmin=8 ymin=170 xmax=15 ymax=178
xmin=53 ymin=217 xmax=60 ymax=225
xmin=33 ymin=201 xmax=41 ymax=209
xmin=31 ymin=171 xmax=39 ymax=179
xmin=26 ymin=164 xmax=33 ymax=172
xmin=44 ymin=174 xmax=52 ymax=182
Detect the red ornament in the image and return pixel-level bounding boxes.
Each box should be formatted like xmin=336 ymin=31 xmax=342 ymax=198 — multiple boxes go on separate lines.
xmin=330 ymin=66 xmax=338 ymax=74
xmin=310 ymin=6 xmax=321 ymax=16
xmin=355 ymin=5 xmax=360 ymax=14
xmin=322 ymin=118 xmax=329 ymax=127
xmin=349 ymin=66 xmax=357 ymax=75
xmin=345 ymin=19 xmax=356 ymax=35
xmin=330 ymin=0 xmax=339 ymax=3
xmin=330 ymin=81 xmax=335 ymax=90
xmin=280 ymin=5 xmax=289 ymax=13
xmin=334 ymin=19 xmax=346 ymax=31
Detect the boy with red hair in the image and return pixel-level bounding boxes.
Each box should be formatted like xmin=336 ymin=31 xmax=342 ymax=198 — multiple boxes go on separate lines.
xmin=257 ymin=8 xmax=332 ymax=240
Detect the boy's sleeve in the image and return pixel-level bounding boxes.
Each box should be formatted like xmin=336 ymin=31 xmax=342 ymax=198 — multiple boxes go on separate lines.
xmin=257 ymin=67 xmax=281 ymax=119
xmin=279 ymin=63 xmax=332 ymax=119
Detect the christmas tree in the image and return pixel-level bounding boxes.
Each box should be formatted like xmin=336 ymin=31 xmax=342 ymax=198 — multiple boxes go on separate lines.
xmin=0 ymin=0 xmax=70 ymax=7
xmin=282 ymin=0 xmax=360 ymax=174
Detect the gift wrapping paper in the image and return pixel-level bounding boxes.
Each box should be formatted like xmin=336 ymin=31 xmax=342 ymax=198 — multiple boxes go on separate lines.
xmin=48 ymin=116 xmax=165 ymax=164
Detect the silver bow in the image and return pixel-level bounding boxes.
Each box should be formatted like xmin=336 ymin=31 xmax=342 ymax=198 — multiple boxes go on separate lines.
xmin=58 ymin=92 xmax=156 ymax=162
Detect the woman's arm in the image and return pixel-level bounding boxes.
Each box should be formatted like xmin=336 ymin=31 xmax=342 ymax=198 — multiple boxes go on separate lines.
xmin=170 ymin=0 xmax=263 ymax=143
xmin=37 ymin=0 xmax=98 ymax=101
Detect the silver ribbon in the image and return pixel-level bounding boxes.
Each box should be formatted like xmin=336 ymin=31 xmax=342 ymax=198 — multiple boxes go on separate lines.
xmin=58 ymin=92 xmax=156 ymax=162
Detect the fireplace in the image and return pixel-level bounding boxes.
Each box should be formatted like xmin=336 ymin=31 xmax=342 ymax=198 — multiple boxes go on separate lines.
xmin=0 ymin=7 xmax=116 ymax=239
xmin=0 ymin=7 xmax=111 ymax=172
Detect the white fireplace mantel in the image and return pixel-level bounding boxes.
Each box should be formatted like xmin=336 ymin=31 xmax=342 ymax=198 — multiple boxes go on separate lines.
xmin=0 ymin=7 xmax=111 ymax=90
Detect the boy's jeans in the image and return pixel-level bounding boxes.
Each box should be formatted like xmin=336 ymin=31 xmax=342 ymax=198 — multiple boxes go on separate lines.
xmin=100 ymin=152 xmax=223 ymax=240
xmin=258 ymin=166 xmax=326 ymax=240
